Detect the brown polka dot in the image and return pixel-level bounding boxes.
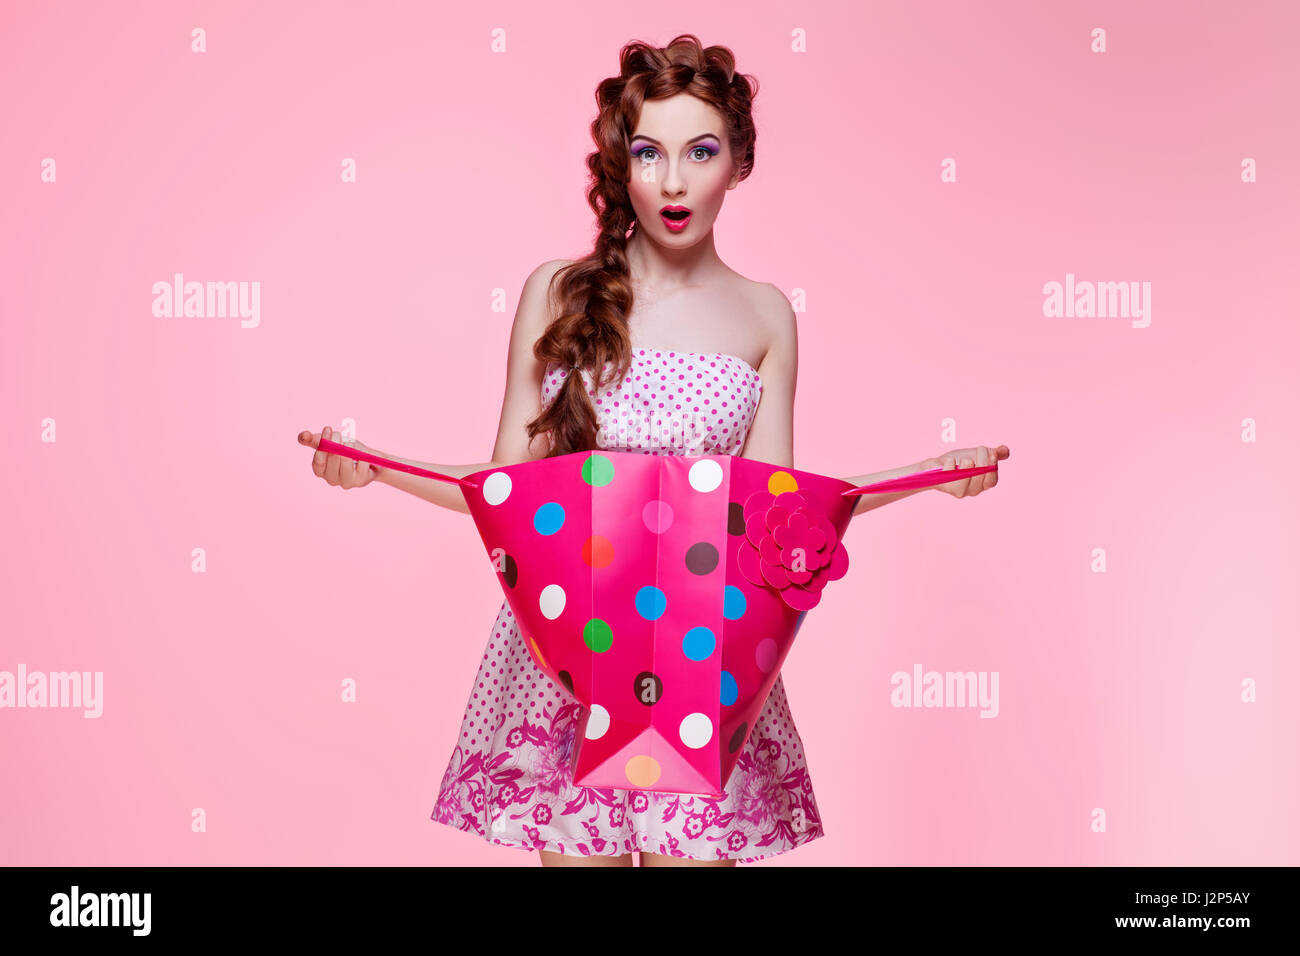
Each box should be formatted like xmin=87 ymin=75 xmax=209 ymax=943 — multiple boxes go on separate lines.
xmin=728 ymin=722 xmax=749 ymax=753
xmin=684 ymin=541 xmax=719 ymax=575
xmin=435 ymin=360 xmax=830 ymax=855
xmin=727 ymin=502 xmax=746 ymax=535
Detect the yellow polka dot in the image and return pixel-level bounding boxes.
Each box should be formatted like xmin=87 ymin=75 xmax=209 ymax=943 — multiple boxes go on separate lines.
xmin=529 ymin=637 xmax=549 ymax=671
xmin=624 ymin=755 xmax=662 ymax=788
xmin=767 ymin=471 xmax=799 ymax=495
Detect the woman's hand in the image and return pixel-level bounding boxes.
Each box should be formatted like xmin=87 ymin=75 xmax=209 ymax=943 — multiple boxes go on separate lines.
xmin=297 ymin=425 xmax=379 ymax=489
xmin=920 ymin=444 xmax=1010 ymax=498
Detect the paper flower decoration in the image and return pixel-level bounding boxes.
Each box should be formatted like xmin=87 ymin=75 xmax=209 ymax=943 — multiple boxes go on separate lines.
xmin=428 ymin=451 xmax=863 ymax=797
xmin=314 ymin=437 xmax=998 ymax=796
xmin=736 ymin=490 xmax=850 ymax=610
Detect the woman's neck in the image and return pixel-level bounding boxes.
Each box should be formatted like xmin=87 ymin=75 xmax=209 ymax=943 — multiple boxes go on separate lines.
xmin=625 ymin=225 xmax=727 ymax=292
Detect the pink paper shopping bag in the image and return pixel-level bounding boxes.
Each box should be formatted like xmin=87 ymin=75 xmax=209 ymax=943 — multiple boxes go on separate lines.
xmin=316 ymin=439 xmax=995 ymax=796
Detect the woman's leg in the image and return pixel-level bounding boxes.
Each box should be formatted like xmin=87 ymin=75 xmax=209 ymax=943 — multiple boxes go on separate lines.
xmin=538 ymin=849 xmax=634 ymax=867
xmin=639 ymin=852 xmax=736 ymax=867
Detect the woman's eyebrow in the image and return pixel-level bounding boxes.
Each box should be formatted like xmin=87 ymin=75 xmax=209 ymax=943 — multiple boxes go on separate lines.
xmin=629 ymin=133 xmax=721 ymax=147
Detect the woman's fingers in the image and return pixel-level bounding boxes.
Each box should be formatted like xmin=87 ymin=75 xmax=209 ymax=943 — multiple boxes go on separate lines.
xmin=302 ymin=425 xmax=376 ymax=489
xmin=317 ymin=425 xmax=329 ymax=479
xmin=970 ymin=453 xmax=984 ymax=496
xmin=309 ymin=428 xmax=325 ymax=477
xmin=323 ymin=426 xmax=343 ymax=485
xmin=298 ymin=431 xmax=321 ymax=477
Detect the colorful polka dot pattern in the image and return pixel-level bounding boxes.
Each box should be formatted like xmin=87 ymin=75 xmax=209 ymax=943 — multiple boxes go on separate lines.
xmin=432 ymin=350 xmax=827 ymax=861
xmin=455 ymin=438 xmax=857 ymax=795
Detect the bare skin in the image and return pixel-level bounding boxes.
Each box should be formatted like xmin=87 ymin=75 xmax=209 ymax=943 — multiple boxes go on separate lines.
xmin=296 ymin=92 xmax=1010 ymax=869
xmin=529 ymin=97 xmax=770 ymax=867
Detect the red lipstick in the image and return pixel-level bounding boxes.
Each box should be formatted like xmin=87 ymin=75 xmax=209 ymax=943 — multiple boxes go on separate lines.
xmin=659 ymin=204 xmax=692 ymax=233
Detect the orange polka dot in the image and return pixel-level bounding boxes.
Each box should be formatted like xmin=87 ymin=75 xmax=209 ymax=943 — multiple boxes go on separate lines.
xmin=434 ymin=353 xmax=829 ymax=858
xmin=624 ymin=755 xmax=662 ymax=788
xmin=767 ymin=471 xmax=799 ymax=495
xmin=528 ymin=637 xmax=549 ymax=671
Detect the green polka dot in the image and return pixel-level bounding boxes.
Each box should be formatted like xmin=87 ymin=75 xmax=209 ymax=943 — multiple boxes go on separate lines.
xmin=582 ymin=453 xmax=615 ymax=487
xmin=583 ymin=618 xmax=613 ymax=653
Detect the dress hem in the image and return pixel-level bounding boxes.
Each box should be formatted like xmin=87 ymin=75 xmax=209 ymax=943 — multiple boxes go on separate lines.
xmin=431 ymin=813 xmax=825 ymax=864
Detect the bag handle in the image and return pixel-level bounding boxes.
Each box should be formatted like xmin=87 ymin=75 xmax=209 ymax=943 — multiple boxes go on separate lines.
xmin=315 ymin=437 xmax=995 ymax=496
xmin=842 ymin=463 xmax=997 ymax=496
xmin=315 ymin=437 xmax=480 ymax=489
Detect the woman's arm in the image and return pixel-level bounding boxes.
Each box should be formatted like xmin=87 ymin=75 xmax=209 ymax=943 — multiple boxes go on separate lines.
xmin=372 ymin=451 xmax=499 ymax=515
xmin=373 ymin=258 xmax=569 ymax=515
xmin=737 ymin=289 xmax=931 ymax=517
xmin=737 ymin=287 xmax=796 ymax=468
xmin=840 ymin=461 xmax=933 ymax=517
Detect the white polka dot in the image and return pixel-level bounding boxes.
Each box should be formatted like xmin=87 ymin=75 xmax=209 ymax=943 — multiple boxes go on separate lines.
xmin=679 ymin=712 xmax=713 ymax=749
xmin=585 ymin=704 xmax=610 ymax=740
xmin=688 ymin=458 xmax=724 ymax=492
xmin=439 ymin=353 xmax=806 ymax=853
xmin=538 ymin=584 xmax=566 ymax=620
xmin=482 ymin=472 xmax=512 ymax=505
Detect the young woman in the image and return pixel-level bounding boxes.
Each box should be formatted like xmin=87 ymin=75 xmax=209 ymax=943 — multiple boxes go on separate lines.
xmin=298 ymin=34 xmax=1008 ymax=867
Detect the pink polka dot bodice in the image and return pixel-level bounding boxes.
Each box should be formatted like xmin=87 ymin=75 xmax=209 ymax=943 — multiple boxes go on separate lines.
xmin=541 ymin=349 xmax=763 ymax=456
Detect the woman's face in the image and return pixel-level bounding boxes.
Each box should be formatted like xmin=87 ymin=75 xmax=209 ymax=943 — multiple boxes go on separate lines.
xmin=626 ymin=93 xmax=740 ymax=245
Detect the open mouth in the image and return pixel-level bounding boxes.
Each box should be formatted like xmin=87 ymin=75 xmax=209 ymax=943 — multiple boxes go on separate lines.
xmin=660 ymin=206 xmax=692 ymax=230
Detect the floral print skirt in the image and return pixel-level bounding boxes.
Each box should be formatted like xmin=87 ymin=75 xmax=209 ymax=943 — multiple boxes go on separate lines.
xmin=431 ymin=599 xmax=824 ymax=862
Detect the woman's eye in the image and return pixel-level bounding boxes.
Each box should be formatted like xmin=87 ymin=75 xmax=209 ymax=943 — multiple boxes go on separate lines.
xmin=635 ymin=146 xmax=716 ymax=163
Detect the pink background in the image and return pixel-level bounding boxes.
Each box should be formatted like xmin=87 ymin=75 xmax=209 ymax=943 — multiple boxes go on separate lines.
xmin=3 ymin=1 xmax=1297 ymax=866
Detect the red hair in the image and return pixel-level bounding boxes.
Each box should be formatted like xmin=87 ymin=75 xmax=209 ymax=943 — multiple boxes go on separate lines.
xmin=526 ymin=34 xmax=760 ymax=457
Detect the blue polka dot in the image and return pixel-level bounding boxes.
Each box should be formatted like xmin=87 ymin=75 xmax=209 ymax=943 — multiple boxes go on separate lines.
xmin=635 ymin=586 xmax=667 ymax=620
xmin=723 ymin=585 xmax=746 ymax=620
xmin=682 ymin=626 xmax=716 ymax=661
xmin=720 ymin=670 xmax=738 ymax=706
xmin=533 ymin=502 xmax=565 ymax=535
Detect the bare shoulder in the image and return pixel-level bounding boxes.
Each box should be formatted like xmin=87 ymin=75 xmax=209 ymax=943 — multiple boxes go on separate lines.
xmin=493 ymin=258 xmax=578 ymax=465
xmin=527 ymin=257 xmax=576 ymax=321
xmin=537 ymin=257 xmax=576 ymax=277
xmin=749 ymin=279 xmax=796 ymax=365
xmin=510 ymin=258 xmax=576 ymax=358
